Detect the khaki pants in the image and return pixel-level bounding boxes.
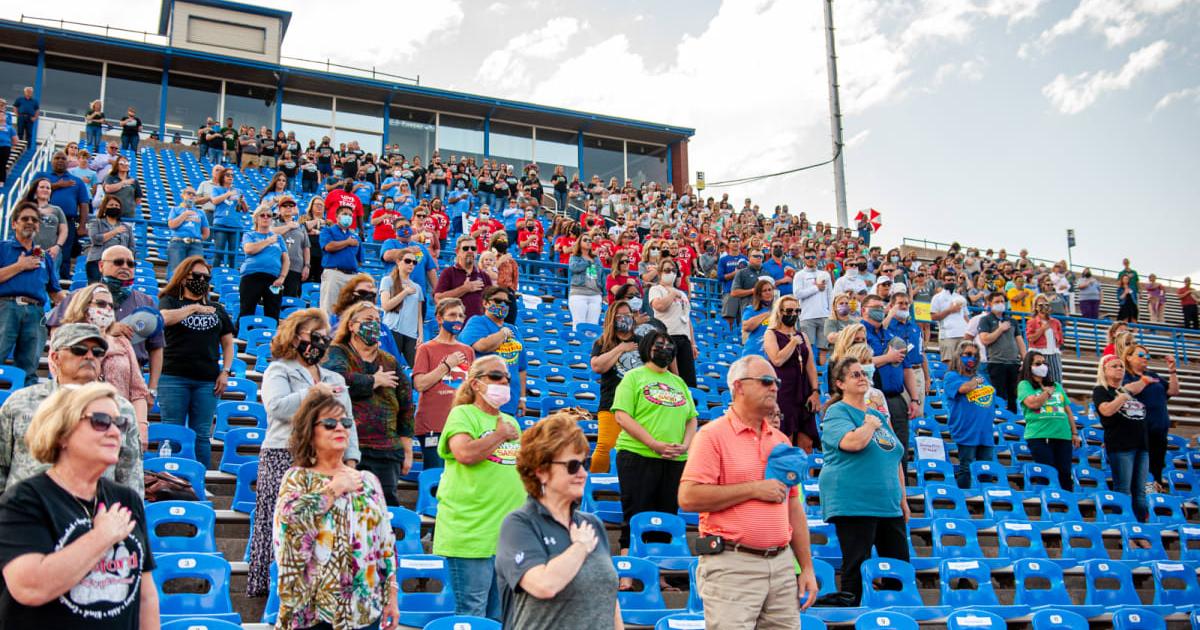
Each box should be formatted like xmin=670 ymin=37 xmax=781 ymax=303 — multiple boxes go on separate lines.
xmin=938 ymin=336 xmax=962 ymax=362
xmin=698 ymin=547 xmax=800 ymax=630
xmin=319 ymin=269 xmax=353 ymax=313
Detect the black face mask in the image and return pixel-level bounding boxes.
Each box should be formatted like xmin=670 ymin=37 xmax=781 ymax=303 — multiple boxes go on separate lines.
xmin=944 ymin=282 xmax=957 ymax=292
xmin=183 ymin=276 xmax=209 ymax=295
xmin=105 ymin=207 xmax=122 ymax=219
xmin=856 ymin=263 xmax=867 ymax=272
xmin=772 ymin=246 xmax=784 ymax=258
xmin=781 ymin=313 xmax=799 ymax=327
xmin=296 ymin=333 xmax=331 ymax=366
xmin=650 ymin=345 xmax=676 ymax=369
xmin=493 ymin=240 xmax=509 ymax=254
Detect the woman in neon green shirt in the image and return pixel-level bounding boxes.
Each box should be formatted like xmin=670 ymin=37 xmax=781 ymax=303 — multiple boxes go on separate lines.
xmin=1017 ymin=351 xmax=1080 ymax=491
xmin=434 ymin=354 xmax=526 ymax=621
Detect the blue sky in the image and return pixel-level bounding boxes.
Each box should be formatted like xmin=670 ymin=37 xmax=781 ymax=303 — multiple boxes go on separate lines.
xmin=8 ymin=0 xmax=1198 ymax=279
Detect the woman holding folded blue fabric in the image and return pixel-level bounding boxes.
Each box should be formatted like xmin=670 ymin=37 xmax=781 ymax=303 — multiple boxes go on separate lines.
xmin=943 ymin=340 xmax=996 ymax=489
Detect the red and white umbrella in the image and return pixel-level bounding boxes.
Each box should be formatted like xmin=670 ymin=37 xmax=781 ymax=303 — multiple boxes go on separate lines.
xmin=854 ymin=208 xmax=882 ymax=232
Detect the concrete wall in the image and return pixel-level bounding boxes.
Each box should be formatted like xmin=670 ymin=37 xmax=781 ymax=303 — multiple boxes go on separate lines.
xmin=166 ymin=1 xmax=282 ymax=64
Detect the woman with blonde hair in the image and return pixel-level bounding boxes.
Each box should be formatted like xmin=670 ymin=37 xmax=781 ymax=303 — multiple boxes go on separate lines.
xmin=434 ymin=354 xmax=525 ymax=620
xmin=0 ymin=382 xmax=159 ymax=626
xmin=1092 ymin=354 xmax=1149 ymax=522
xmin=762 ymin=294 xmax=820 ymax=449
xmin=1121 ymin=344 xmax=1179 ymax=491
xmin=59 ymin=284 xmax=151 ymax=446
xmin=1102 ymin=321 xmax=1129 ymax=356
xmin=823 ymin=292 xmax=856 ymax=347
xmin=1025 ymin=293 xmax=1064 ymax=383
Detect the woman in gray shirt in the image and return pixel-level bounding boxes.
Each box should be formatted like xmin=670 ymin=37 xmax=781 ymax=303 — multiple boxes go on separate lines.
xmin=567 ymin=234 xmax=604 ymax=327
xmin=86 ymin=195 xmax=137 ymax=282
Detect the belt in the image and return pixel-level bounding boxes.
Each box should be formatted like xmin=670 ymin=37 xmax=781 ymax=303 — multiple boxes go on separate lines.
xmin=0 ymin=296 xmax=43 ymax=307
xmin=172 ymin=237 xmax=200 ymax=244
xmin=331 ymin=267 xmax=357 ymax=274
xmin=728 ymin=542 xmax=787 ymax=558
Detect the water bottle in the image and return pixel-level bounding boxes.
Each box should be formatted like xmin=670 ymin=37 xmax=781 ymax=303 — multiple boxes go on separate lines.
xmin=159 ymin=440 xmax=172 ymax=458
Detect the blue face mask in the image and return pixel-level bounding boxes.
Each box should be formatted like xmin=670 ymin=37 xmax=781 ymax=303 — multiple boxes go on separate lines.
xmin=338 ymin=215 xmax=353 ymax=228
xmin=397 ymin=226 xmax=412 ymax=239
xmin=863 ymin=364 xmax=876 ymax=382
xmin=867 ymin=308 xmax=886 ymax=322
xmin=962 ymin=356 xmax=977 ymax=369
xmin=441 ymin=320 xmax=464 ymax=336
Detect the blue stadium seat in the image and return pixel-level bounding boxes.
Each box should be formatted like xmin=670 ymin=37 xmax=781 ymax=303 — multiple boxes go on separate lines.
xmin=1166 ymin=470 xmax=1197 ymax=495
xmin=147 ymin=501 xmax=218 ymax=555
xmin=1039 ymin=489 xmax=1083 ymax=523
xmin=0 ymin=365 xmax=25 ymax=391
xmin=804 ymin=557 xmax=864 ymax=623
xmin=1150 ymin=560 xmax=1200 ymax=612
xmin=686 ymin=559 xmax=702 ymax=614
xmin=1093 ymin=490 xmax=1138 ymax=524
xmin=394 ymin=555 xmax=455 ymax=628
xmin=854 ymin=611 xmax=920 ymax=630
xmin=221 ymin=377 xmax=259 ymax=403
xmin=155 ymin=553 xmax=239 ymax=624
xmin=1179 ymin=524 xmax=1200 ymax=562
xmin=416 ymin=467 xmax=442 ymax=518
xmin=1191 ymin=608 xmax=1200 ymax=630
xmin=800 ymin=614 xmax=828 ymax=630
xmin=424 ymin=616 xmax=501 ymax=630
xmin=1147 ymin=493 xmax=1185 ymax=524
xmin=1082 ymin=560 xmax=1173 ymax=615
xmin=1023 ymin=463 xmax=1060 ymax=490
xmin=145 ymin=457 xmax=207 ymax=501
xmin=261 ymin=562 xmax=279 ymax=624
xmin=213 ymin=400 xmax=267 ymax=440
xmin=1059 ymin=521 xmax=1108 ymax=563
xmin=238 ymin=315 xmax=277 ymax=337
xmin=923 ymin=483 xmax=976 ymax=524
xmin=613 ymin=556 xmax=674 ymax=626
xmin=629 ymin=512 xmax=693 ymax=570
xmin=1031 ymin=609 xmax=1090 ymax=630
xmin=1118 ymin=523 xmax=1166 ymax=562
xmin=860 ymin=558 xmax=949 ymax=620
xmin=1012 ymin=558 xmax=1104 ymax=617
xmin=982 ymin=488 xmax=1027 ymax=524
xmin=931 ymin=518 xmax=1000 ymax=566
xmin=913 ymin=458 xmax=955 ymax=488
xmin=217 ymin=427 xmax=264 ymax=474
xmin=1112 ymin=608 xmax=1167 ymax=630
xmin=231 ymin=459 xmax=257 ymax=513
xmin=146 ymin=423 xmax=198 ymax=461
xmin=946 ymin=610 xmax=1007 ymax=630
xmin=938 ymin=558 xmax=1030 ymax=619
xmin=654 ymin=613 xmax=705 ymax=630
xmin=1073 ymin=465 xmax=1109 ymax=491
xmin=389 ymin=506 xmax=424 ymax=556
xmin=970 ymin=460 xmax=1009 ymax=490
xmin=161 ymin=620 xmax=244 ymax=630
xmin=582 ymin=475 xmax=623 ymax=524
xmin=808 ymin=520 xmax=843 ymax=569
xmin=996 ymin=520 xmax=1048 ymax=564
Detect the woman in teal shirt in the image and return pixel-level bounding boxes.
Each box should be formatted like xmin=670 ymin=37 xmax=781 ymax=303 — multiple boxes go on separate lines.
xmin=1017 ymin=351 xmax=1080 ymax=490
xmin=819 ymin=356 xmax=908 ymax=605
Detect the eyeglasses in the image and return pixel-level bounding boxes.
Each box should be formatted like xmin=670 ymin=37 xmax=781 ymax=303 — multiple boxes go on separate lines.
xmin=189 ymin=273 xmax=211 ymax=282
xmin=1135 ymin=352 xmax=1150 ymax=359
xmin=845 ymin=370 xmax=868 ymax=380
xmin=738 ymin=375 xmax=782 ymax=387
xmin=84 ymin=411 xmax=129 ymax=432
xmin=91 ymin=299 xmax=114 ymax=309
xmin=401 ymin=258 xmax=417 ymax=265
xmin=314 ymin=417 xmax=354 ymax=430
xmin=552 ymin=459 xmax=587 ymax=475
xmin=480 ymin=370 xmax=510 ymax=383
xmin=67 ymin=344 xmax=107 ymax=358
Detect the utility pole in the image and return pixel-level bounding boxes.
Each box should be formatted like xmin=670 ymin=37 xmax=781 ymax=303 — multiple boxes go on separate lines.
xmin=824 ymin=0 xmax=849 ymax=228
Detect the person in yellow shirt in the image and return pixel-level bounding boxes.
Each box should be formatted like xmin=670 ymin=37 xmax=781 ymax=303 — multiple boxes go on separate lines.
xmin=1007 ymin=274 xmax=1034 ymax=317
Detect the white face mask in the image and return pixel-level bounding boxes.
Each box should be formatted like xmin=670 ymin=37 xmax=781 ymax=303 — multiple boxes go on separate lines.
xmin=662 ymin=272 xmax=677 ymax=285
xmin=628 ymin=297 xmax=643 ymax=311
xmin=88 ymin=306 xmax=115 ymax=330
xmin=1031 ymin=364 xmax=1049 ymax=378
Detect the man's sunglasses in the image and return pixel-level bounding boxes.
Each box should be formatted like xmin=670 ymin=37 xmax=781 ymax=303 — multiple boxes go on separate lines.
xmin=104 ymin=258 xmax=136 ymax=268
xmin=461 ymin=246 xmax=477 ymax=252
xmin=480 ymin=371 xmax=510 ymax=383
xmin=315 ymin=417 xmax=354 ymax=430
xmin=67 ymin=344 xmax=107 ymax=358
xmin=552 ymin=459 xmax=587 ymax=475
xmin=738 ymin=375 xmax=782 ymax=387
xmin=84 ymin=411 xmax=129 ymax=432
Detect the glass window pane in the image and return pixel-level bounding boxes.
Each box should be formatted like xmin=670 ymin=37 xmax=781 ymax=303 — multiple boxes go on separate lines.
xmin=281 ymin=91 xmax=332 ymax=125
xmin=334 ymin=98 xmax=383 ymax=133
xmin=104 ymin=64 xmax=162 ymax=131
xmin=41 ymin=55 xmax=102 ymax=120
xmin=333 ymin=129 xmax=381 ymax=155
xmin=534 ymin=127 xmax=578 ymax=180
xmin=438 ymin=114 xmax=484 ymax=165
xmin=281 ymin=121 xmax=331 ymax=148
xmin=627 ymin=141 xmax=668 ymax=187
xmin=224 ymin=81 xmax=276 ymax=132
xmin=583 ymin=135 xmax=624 ymax=184
xmin=165 ymin=73 xmax=220 ymax=134
xmin=0 ymin=48 xmax=37 ymax=108
xmin=387 ymin=106 xmax=435 ymax=161
xmin=489 ymin=121 xmax=532 ymax=163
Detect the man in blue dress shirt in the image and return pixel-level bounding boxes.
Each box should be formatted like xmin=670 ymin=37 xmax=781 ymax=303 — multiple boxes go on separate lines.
xmin=12 ymin=87 xmax=37 ymax=143
xmin=0 ymin=202 xmax=64 ymax=385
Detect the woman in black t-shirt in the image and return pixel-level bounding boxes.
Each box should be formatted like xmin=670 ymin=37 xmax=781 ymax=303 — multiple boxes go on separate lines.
xmin=0 ymin=382 xmax=157 ymax=628
xmin=157 ymin=256 xmax=235 ymax=469
xmin=588 ymin=300 xmax=647 ymax=474
xmin=1092 ymin=354 xmax=1150 ymax=522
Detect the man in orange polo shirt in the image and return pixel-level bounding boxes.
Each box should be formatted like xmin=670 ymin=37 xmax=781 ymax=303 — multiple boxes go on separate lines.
xmin=679 ymin=355 xmax=818 ymax=629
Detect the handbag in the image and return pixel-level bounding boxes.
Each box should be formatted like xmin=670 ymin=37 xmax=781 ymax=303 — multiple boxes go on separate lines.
xmin=144 ymin=470 xmax=199 ymax=502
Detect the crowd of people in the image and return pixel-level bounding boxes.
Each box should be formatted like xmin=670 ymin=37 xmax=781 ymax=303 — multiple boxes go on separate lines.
xmin=0 ymin=98 xmax=1192 ymax=630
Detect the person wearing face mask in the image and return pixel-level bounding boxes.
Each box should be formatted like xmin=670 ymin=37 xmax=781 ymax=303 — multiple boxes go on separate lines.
xmin=977 ymin=291 xmax=1026 ymax=414
xmin=413 ymin=298 xmax=475 ymax=470
xmin=833 ymin=259 xmax=869 ymax=296
xmin=518 ymin=216 xmax=545 ymax=261
xmin=589 ymin=300 xmax=645 ymax=474
xmin=249 ymin=308 xmax=360 ymax=598
xmin=165 ymin=186 xmax=210 ymax=274
xmin=860 ymin=294 xmax=915 ymax=461
xmin=885 ymin=292 xmax=929 ymax=416
xmin=823 ymin=293 xmax=857 ymax=347
xmin=323 ymin=172 xmax=364 ymax=232
xmin=470 ymin=206 xmax=504 ymax=254
xmin=318 ymin=205 xmax=362 ymax=313
xmin=1018 ymin=351 xmax=1080 ymax=490
xmin=726 ymin=250 xmax=764 ymax=327
xmin=58 ymin=285 xmax=151 ymax=447
xmin=650 ymin=260 xmax=698 ymax=387
xmin=567 ymin=234 xmax=604 ymax=327
xmin=740 ymin=279 xmax=776 ymax=357
xmin=943 ymin=341 xmax=996 ymax=489
xmin=762 ymin=295 xmax=821 ymax=451
xmin=370 ymin=195 xmax=403 ymax=242
xmin=1121 ymin=344 xmax=1179 ymax=492
xmin=792 ymin=247 xmax=833 ymax=363
xmin=322 ymin=301 xmax=414 ymax=508
xmin=85 ymin=194 xmax=137 ymax=283
xmin=238 ymin=206 xmax=289 ymax=323
xmin=761 ymin=240 xmax=794 ymax=288
xmin=266 ymin=196 xmax=309 ymax=297
xmin=459 ymin=287 xmax=528 ymax=418
xmin=1025 ymin=293 xmax=1064 ymax=383
xmin=611 ymin=330 xmax=698 ymax=562
xmin=930 ymin=271 xmax=969 ymax=361
xmin=435 ymin=354 xmax=526 ymax=621
xmin=380 ymin=246 xmax=425 ymax=367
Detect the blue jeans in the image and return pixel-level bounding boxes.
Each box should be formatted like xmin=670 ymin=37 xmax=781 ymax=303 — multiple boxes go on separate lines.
xmin=479 ymin=191 xmax=495 ymax=210
xmin=120 ymin=134 xmax=139 ymax=152
xmin=1109 ymin=449 xmax=1150 ymax=522
xmin=446 ymin=556 xmax=502 ymax=621
xmin=206 ymin=146 xmax=224 ymax=164
xmin=954 ymin=444 xmax=995 ymax=489
xmin=554 ymin=189 xmax=568 ymax=212
xmin=85 ymin=126 xmax=103 ymax=152
xmin=212 ymin=227 xmax=240 ymax=268
xmin=420 ymin=433 xmax=443 ymax=471
xmin=157 ymin=374 xmax=218 ymax=469
xmin=430 ymin=182 xmax=447 ymax=202
xmin=167 ymin=240 xmax=204 ymax=276
xmin=0 ymin=301 xmax=46 ymax=386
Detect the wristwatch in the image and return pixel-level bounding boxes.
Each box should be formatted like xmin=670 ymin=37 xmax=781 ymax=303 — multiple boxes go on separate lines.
xmin=224 ymin=369 xmax=236 ymax=377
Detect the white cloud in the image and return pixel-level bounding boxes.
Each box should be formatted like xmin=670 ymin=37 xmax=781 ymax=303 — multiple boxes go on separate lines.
xmin=1154 ymin=85 xmax=1200 ymax=111
xmin=1042 ymin=40 xmax=1169 ymax=114
xmin=1021 ymin=0 xmax=1194 ymax=57
xmin=476 ymin=17 xmax=583 ymax=89
xmin=487 ymin=2 xmax=508 ymax=14
xmin=981 ymin=0 xmax=1049 ymax=23
xmin=278 ymin=1 xmax=465 ymax=70
xmin=934 ymin=57 xmax=986 ymax=85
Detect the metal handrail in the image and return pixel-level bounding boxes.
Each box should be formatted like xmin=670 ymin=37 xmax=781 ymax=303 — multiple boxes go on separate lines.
xmin=0 ymin=123 xmax=57 ymax=239
xmin=901 ymin=236 xmax=1185 ymax=288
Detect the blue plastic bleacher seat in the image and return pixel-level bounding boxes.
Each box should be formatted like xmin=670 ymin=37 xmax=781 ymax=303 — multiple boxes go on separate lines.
xmin=583 ymin=474 xmax=623 ymax=524
xmin=1094 ymin=490 xmax=1138 ymax=524
xmin=800 ymin=614 xmax=828 ymax=630
xmin=1150 ymin=560 xmax=1200 ymax=612
xmin=231 ymin=459 xmax=257 ymax=513
xmin=155 ymin=552 xmax=240 ymax=624
xmin=0 ymin=365 xmax=25 ymax=391
xmin=923 ymin=483 xmax=975 ymax=522
xmin=1031 ymin=609 xmax=1090 ymax=630
xmin=946 ymin=610 xmax=1007 ymax=630
xmin=653 ymin=613 xmax=705 ymax=630
xmin=1073 ymin=465 xmax=1109 ymax=491
xmin=982 ymin=488 xmax=1026 ymax=524
xmin=996 ymin=520 xmax=1048 ymax=564
xmin=161 ymin=619 xmax=244 ymax=630
xmin=416 ymin=467 xmax=442 ymax=518
xmin=1038 ymin=488 xmax=1082 ymax=523
xmin=804 ymin=557 xmax=864 ymax=623
xmin=238 ymin=315 xmax=277 ymax=337
xmin=260 ymin=562 xmax=279 ymax=623
xmin=221 ymin=377 xmax=259 ymax=403
xmin=854 ymin=611 xmax=920 ymax=630
xmin=1147 ymin=493 xmax=1186 ymax=524
xmin=217 ymin=427 xmax=264 ymax=474
xmin=1118 ymin=523 xmax=1167 ymax=562
xmin=938 ymin=558 xmax=1030 ymax=619
xmin=613 ymin=556 xmax=675 ymax=626
xmin=860 ymin=558 xmax=949 ymax=620
xmin=932 ymin=518 xmax=1001 ymax=566
xmin=1166 ymin=469 xmax=1197 ymax=495
xmin=1112 ymin=608 xmax=1168 ymax=630
xmin=1012 ymin=558 xmax=1104 ymax=617
xmin=146 ymin=423 xmax=198 ymax=461
xmin=424 ymin=616 xmax=501 ymax=630
xmin=1059 ymin=521 xmax=1109 ymax=563
xmin=1023 ymin=462 xmax=1060 ymax=490
xmin=970 ymin=460 xmax=1008 ymax=490
xmin=1082 ymin=559 xmax=1174 ymax=615
xmin=145 ymin=457 xmax=207 ymax=500
xmin=913 ymin=459 xmax=955 ymax=488
xmin=146 ymin=501 xmax=218 ymax=554
xmin=389 ymin=506 xmax=424 ymax=556
xmin=1179 ymin=524 xmax=1200 ymax=562
xmin=629 ymin=512 xmax=693 ymax=570
xmin=393 ymin=554 xmax=455 ymax=627
xmin=808 ymin=520 xmax=843 ymax=569
xmin=213 ymin=400 xmax=267 ymax=440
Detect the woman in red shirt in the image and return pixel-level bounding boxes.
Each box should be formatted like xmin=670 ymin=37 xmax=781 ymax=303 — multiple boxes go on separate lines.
xmin=605 ymin=251 xmax=640 ymax=304
xmin=517 ymin=216 xmax=544 ymax=260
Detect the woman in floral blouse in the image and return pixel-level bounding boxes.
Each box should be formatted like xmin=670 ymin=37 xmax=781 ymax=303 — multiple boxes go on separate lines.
xmin=274 ymin=386 xmax=399 ymax=630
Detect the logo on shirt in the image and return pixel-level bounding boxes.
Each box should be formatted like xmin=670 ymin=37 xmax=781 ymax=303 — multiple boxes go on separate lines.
xmin=481 ymin=431 xmax=519 ymax=465
xmin=966 ymin=384 xmax=996 ymax=408
xmin=56 ymin=518 xmax=143 ymax=620
xmin=496 ymin=338 xmax=523 ymax=366
xmin=514 ymin=551 xmax=525 ymax=566
xmin=1121 ymin=398 xmax=1147 ymax=421
xmin=181 ymin=309 xmax=220 ymax=332
xmin=642 ymin=382 xmax=687 ymax=408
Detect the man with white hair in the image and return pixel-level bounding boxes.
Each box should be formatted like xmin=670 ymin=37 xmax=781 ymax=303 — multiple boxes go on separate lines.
xmin=679 ymin=355 xmax=819 ymax=629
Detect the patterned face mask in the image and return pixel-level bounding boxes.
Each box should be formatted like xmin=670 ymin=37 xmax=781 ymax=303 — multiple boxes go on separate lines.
xmin=355 ymin=320 xmax=382 ymax=346
xmin=486 ymin=302 xmax=509 ymax=320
